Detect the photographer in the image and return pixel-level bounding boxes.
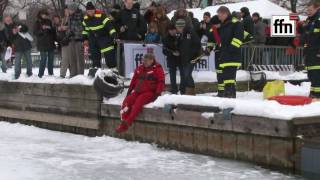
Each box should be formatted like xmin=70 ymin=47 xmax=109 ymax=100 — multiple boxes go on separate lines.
xmin=12 ymin=24 xmax=33 ymax=79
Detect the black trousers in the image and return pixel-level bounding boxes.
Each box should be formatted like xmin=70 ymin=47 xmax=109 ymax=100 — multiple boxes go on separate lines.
xmin=222 ymin=66 xmax=237 ymax=98
xmin=215 ymin=53 xmax=224 ymax=96
xmin=308 ymin=69 xmax=320 ymax=98
xmin=168 ymin=62 xmax=185 ymax=94
xmin=89 ymin=36 xmax=116 ymax=68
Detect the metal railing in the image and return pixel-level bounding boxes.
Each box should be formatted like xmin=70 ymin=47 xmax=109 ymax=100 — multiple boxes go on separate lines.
xmin=241 ymin=45 xmax=304 ymax=70
xmin=25 ymin=43 xmax=305 ymax=71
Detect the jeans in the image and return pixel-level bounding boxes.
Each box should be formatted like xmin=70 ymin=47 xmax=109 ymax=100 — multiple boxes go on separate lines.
xmin=182 ymin=63 xmax=195 ymax=89
xmin=0 ymin=52 xmax=7 ymax=73
xmin=38 ymin=50 xmax=54 ymax=77
xmin=169 ymin=64 xmax=184 ymax=94
xmin=15 ymin=50 xmax=33 ymax=79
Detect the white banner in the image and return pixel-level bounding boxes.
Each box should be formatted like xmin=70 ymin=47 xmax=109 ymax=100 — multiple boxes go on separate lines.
xmin=123 ymin=43 xmax=215 ymax=78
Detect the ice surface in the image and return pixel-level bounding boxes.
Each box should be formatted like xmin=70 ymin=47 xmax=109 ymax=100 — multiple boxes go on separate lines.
xmin=0 ymin=122 xmax=302 ymax=180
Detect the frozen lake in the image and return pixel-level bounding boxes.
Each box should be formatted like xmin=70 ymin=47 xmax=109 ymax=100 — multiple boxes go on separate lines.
xmin=0 ymin=122 xmax=302 ymax=180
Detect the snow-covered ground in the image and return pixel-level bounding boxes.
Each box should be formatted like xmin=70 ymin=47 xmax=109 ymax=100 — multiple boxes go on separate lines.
xmin=0 ymin=68 xmax=307 ymax=86
xmin=105 ymin=82 xmax=320 ymax=120
xmin=0 ymin=122 xmax=301 ymax=180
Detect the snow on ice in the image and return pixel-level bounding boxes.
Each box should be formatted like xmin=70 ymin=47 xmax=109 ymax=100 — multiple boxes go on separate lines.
xmin=0 ymin=122 xmax=301 ymax=180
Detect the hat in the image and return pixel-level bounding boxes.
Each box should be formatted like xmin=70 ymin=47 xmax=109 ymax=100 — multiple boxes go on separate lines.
xmin=68 ymin=2 xmax=78 ymax=10
xmin=86 ymin=2 xmax=95 ymax=10
xmin=175 ymin=19 xmax=186 ymax=28
xmin=240 ymin=7 xmax=250 ymax=15
xmin=252 ymin=12 xmax=260 ymax=18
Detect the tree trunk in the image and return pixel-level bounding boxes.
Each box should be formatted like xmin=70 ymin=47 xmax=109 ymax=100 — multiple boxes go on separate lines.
xmin=0 ymin=0 xmax=8 ymax=19
xmin=290 ymin=0 xmax=297 ymax=13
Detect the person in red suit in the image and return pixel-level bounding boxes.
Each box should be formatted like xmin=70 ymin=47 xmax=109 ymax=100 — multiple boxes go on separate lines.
xmin=116 ymin=53 xmax=165 ymax=133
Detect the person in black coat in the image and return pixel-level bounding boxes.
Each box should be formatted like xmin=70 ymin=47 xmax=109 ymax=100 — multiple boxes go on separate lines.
xmin=34 ymin=9 xmax=56 ymax=78
xmin=199 ymin=12 xmax=212 ymax=37
xmin=117 ymin=0 xmax=147 ymax=41
xmin=240 ymin=7 xmax=254 ymax=36
xmin=162 ymin=24 xmax=185 ymax=94
xmin=0 ymin=22 xmax=8 ymax=73
xmin=12 ymin=23 xmax=33 ymax=79
xmin=176 ymin=19 xmax=201 ymax=95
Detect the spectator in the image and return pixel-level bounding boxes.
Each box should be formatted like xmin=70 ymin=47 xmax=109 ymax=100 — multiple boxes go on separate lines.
xmin=12 ymin=23 xmax=33 ymax=79
xmin=162 ymin=23 xmax=184 ymax=94
xmin=0 ymin=21 xmax=8 ymax=73
xmin=3 ymin=15 xmax=15 ymax=46
xmin=144 ymin=1 xmax=157 ymax=24
xmin=171 ymin=8 xmax=193 ymax=29
xmin=145 ymin=22 xmax=160 ymax=43
xmin=176 ymin=19 xmax=201 ymax=95
xmin=189 ymin=12 xmax=200 ymax=33
xmin=116 ymin=53 xmax=165 ymax=133
xmin=34 ymin=10 xmax=56 ymax=78
xmin=55 ymin=8 xmax=70 ymax=78
xmin=240 ymin=7 xmax=254 ymax=35
xmin=66 ymin=3 xmax=85 ymax=76
xmin=252 ymin=12 xmax=266 ymax=44
xmin=117 ymin=0 xmax=147 ymax=41
xmin=199 ymin=12 xmax=211 ymax=37
xmin=154 ymin=6 xmax=171 ymax=38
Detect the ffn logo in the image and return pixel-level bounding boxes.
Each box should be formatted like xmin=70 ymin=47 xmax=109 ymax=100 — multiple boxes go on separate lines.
xmin=271 ymin=15 xmax=297 ymax=37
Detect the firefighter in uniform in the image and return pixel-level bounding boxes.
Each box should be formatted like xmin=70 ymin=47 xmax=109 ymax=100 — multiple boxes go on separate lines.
xmin=206 ymin=14 xmax=251 ymax=97
xmin=82 ymin=2 xmax=117 ymax=77
xmin=216 ymin=6 xmax=244 ymax=98
xmin=304 ymin=2 xmax=320 ymax=99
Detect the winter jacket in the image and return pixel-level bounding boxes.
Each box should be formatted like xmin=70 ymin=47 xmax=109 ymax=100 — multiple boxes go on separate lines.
xmin=242 ymin=14 xmax=254 ymax=36
xmin=12 ymin=24 xmax=32 ymax=52
xmin=68 ymin=9 xmax=84 ymax=41
xmin=34 ymin=18 xmax=56 ymax=51
xmin=177 ymin=27 xmax=201 ymax=65
xmin=253 ymin=19 xmax=266 ymax=44
xmin=218 ymin=16 xmax=244 ymax=68
xmin=117 ymin=7 xmax=147 ymax=41
xmin=0 ymin=23 xmax=8 ymax=53
xmin=199 ymin=20 xmax=212 ymax=37
xmin=145 ymin=32 xmax=160 ymax=43
xmin=304 ymin=10 xmax=320 ymax=67
xmin=4 ymin=23 xmax=15 ymax=46
xmin=128 ymin=62 xmax=165 ymax=95
xmin=82 ymin=12 xmax=116 ymax=53
xmin=162 ymin=34 xmax=180 ymax=67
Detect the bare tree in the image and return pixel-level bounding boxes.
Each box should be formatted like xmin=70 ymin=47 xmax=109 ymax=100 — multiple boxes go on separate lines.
xmin=0 ymin=0 xmax=9 ymax=18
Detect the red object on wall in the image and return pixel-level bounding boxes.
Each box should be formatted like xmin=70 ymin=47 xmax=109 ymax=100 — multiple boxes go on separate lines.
xmin=268 ymin=96 xmax=313 ymax=106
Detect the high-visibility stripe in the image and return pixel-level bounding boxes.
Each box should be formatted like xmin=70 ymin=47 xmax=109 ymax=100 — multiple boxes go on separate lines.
xmin=314 ymin=28 xmax=320 ymax=33
xmin=209 ymin=29 xmax=213 ymax=32
xmin=95 ymin=14 xmax=102 ymax=18
xmin=216 ymin=70 xmax=223 ymax=74
xmin=82 ymin=31 xmax=88 ymax=35
xmin=218 ymin=84 xmax=225 ymax=90
xmin=101 ymin=46 xmax=114 ymax=53
xmin=103 ymin=17 xmax=110 ymax=25
xmin=85 ymin=27 xmax=90 ymax=31
xmin=207 ymin=42 xmax=215 ymax=47
xmin=231 ymin=41 xmax=241 ymax=48
xmin=232 ymin=17 xmax=238 ymax=23
xmin=87 ymin=25 xmax=105 ymax=31
xmin=306 ymin=66 xmax=320 ymax=70
xmin=109 ymin=29 xmax=116 ymax=35
xmin=219 ymin=62 xmax=241 ymax=68
xmin=244 ymin=31 xmax=249 ymax=38
xmin=224 ymin=80 xmax=236 ymax=84
xmin=311 ymin=87 xmax=320 ymax=92
xmin=82 ymin=21 xmax=87 ymax=26
xmin=84 ymin=16 xmax=88 ymax=20
xmin=232 ymin=38 xmax=242 ymax=45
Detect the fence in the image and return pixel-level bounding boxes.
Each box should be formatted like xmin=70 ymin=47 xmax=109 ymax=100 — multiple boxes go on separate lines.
xmin=26 ymin=43 xmax=305 ymax=72
xmin=241 ymin=45 xmax=304 ymax=70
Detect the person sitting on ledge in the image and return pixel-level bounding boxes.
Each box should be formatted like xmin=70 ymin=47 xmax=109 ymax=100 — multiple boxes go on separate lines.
xmin=116 ymin=53 xmax=165 ymax=133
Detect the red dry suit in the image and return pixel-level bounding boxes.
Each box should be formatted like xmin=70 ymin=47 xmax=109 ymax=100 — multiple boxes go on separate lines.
xmin=116 ymin=62 xmax=165 ymax=133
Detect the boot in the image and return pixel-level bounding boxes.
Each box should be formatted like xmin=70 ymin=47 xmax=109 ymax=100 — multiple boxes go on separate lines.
xmin=115 ymin=120 xmax=129 ymax=133
xmin=185 ymin=87 xmax=195 ymax=96
xmin=217 ymin=90 xmax=224 ymax=97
